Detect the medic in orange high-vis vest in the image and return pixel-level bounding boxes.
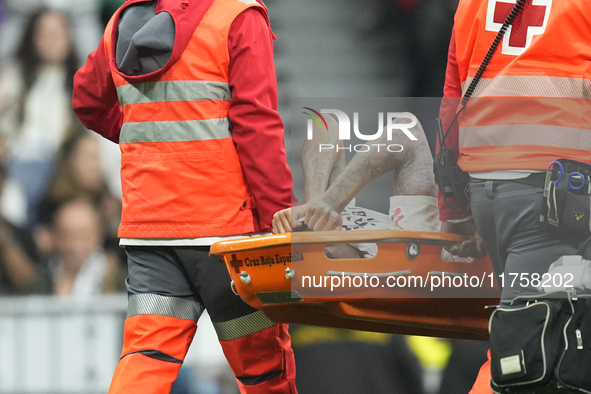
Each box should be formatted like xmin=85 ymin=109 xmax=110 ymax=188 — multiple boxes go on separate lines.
xmin=72 ymin=0 xmax=297 ymax=392
xmin=439 ymin=1 xmax=591 ymax=393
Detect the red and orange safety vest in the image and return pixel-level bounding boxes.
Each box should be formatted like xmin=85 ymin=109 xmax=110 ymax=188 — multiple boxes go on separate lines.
xmin=452 ymin=0 xmax=591 ymax=173
xmin=101 ymin=0 xmax=266 ymax=238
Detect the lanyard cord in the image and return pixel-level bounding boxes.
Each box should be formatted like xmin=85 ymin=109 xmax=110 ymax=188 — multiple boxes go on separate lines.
xmin=442 ymin=0 xmax=527 ymax=143
xmin=577 ymin=235 xmax=591 ymax=255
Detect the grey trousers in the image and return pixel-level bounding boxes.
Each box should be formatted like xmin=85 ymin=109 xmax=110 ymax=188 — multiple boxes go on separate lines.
xmin=125 ymin=246 xmax=276 ymax=334
xmin=469 ymin=180 xmax=590 ymax=304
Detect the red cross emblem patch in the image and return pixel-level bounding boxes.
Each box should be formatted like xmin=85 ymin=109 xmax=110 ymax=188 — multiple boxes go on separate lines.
xmin=485 ymin=0 xmax=552 ymax=56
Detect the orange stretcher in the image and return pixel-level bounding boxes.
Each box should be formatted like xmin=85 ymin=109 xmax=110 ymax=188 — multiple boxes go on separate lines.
xmin=210 ymin=230 xmax=500 ymax=340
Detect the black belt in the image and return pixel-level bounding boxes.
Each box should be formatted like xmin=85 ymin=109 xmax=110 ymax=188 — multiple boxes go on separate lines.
xmin=510 ymin=173 xmax=547 ymax=188
xmin=470 ymin=173 xmax=547 ymax=188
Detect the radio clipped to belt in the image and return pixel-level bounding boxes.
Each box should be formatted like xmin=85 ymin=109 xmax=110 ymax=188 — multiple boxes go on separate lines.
xmin=434 ymin=118 xmax=470 ymax=210
xmin=541 ymin=159 xmax=591 ymax=234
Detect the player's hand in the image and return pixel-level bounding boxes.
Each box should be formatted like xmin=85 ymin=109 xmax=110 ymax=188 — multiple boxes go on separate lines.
xmin=301 ymin=200 xmax=342 ymax=231
xmin=440 ymin=219 xmax=487 ymax=258
xmin=273 ymin=202 xmax=342 ymax=233
xmin=273 ymin=208 xmax=293 ymax=233
xmin=272 ymin=205 xmax=309 ymax=233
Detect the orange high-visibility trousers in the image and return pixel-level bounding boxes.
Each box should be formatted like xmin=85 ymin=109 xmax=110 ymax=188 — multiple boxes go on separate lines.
xmin=108 ymin=307 xmax=297 ymax=393
xmin=469 ymin=351 xmax=493 ymax=394
xmin=110 ymin=247 xmax=298 ymax=393
xmin=108 ymin=314 xmax=197 ymax=393
xmin=220 ymin=323 xmax=296 ymax=393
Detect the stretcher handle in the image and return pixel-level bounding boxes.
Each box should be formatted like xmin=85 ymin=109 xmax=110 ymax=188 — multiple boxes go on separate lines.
xmin=291 ymin=230 xmax=467 ymax=246
xmin=210 ymin=230 xmax=470 ymax=255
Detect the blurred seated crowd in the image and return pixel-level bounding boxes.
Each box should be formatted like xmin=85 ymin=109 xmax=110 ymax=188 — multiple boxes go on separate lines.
xmin=0 ymin=0 xmax=126 ymax=297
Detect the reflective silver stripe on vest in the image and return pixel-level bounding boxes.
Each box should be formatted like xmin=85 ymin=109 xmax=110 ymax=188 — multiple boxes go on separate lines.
xmin=213 ymin=310 xmax=277 ymax=341
xmin=117 ymin=80 xmax=231 ymax=106
xmin=120 ymin=118 xmax=231 ymax=143
xmin=460 ymin=124 xmax=591 ymax=150
xmin=461 ymin=76 xmax=591 ymax=98
xmin=127 ymin=293 xmax=203 ymax=321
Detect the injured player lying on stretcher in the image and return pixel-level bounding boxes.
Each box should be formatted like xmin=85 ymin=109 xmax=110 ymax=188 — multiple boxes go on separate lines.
xmin=272 ymin=114 xmax=441 ymax=258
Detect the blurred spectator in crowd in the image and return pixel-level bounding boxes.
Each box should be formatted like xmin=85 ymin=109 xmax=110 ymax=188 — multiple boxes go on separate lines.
xmin=409 ymin=0 xmax=458 ymax=96
xmin=0 ymin=141 xmax=44 ymax=295
xmin=0 ymin=8 xmax=79 ymax=226
xmin=46 ymin=198 xmax=124 ymax=297
xmin=0 ymin=0 xmax=101 ymax=62
xmin=290 ymin=326 xmax=424 ymax=394
xmin=37 ymin=130 xmax=122 ymax=250
xmin=361 ymin=0 xmax=458 ymax=96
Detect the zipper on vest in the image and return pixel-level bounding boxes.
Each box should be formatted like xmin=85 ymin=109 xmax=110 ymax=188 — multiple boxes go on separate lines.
xmin=576 ymin=329 xmax=583 ymax=350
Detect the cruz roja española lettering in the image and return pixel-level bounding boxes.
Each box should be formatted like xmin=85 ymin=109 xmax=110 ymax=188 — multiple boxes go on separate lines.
xmin=244 ymin=253 xmax=305 ymax=268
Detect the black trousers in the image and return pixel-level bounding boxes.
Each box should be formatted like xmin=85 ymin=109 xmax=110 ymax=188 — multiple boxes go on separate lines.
xmin=469 ymin=180 xmax=590 ymax=304
xmin=125 ymin=245 xmax=258 ymax=323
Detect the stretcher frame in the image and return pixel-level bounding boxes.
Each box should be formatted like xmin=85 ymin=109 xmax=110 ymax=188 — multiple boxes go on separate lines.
xmin=211 ymin=230 xmax=500 ymax=340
